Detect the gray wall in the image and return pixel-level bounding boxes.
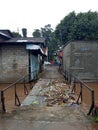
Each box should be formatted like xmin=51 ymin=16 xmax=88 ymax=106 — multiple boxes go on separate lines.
xmin=63 ymin=41 xmax=98 ymax=81
xmin=0 ymin=44 xmax=29 ymax=83
xmin=63 ymin=43 xmax=71 ymax=72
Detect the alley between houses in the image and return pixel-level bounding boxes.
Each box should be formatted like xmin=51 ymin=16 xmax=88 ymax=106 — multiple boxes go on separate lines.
xmin=0 ymin=65 xmax=98 ymax=130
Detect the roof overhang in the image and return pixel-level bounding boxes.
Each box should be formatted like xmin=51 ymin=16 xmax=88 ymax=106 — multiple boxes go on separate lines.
xmin=26 ymin=44 xmax=45 ymax=56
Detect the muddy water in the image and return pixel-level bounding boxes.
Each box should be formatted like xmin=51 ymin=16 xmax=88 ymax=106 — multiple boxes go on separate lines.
xmin=0 ymin=82 xmax=98 ymax=130
xmin=0 ymin=82 xmax=98 ymax=107
xmin=0 ymin=83 xmax=32 ymax=112
xmin=0 ymin=82 xmax=98 ymax=112
xmin=86 ymin=83 xmax=98 ymax=102
xmin=75 ymin=83 xmax=98 ymax=107
xmin=75 ymin=82 xmax=98 ymax=130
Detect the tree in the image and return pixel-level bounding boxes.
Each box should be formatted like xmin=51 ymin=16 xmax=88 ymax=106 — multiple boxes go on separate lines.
xmin=32 ymin=29 xmax=41 ymax=37
xmin=32 ymin=24 xmax=58 ymax=61
xmin=72 ymin=11 xmax=98 ymax=40
xmin=40 ymin=24 xmax=56 ymax=61
xmin=55 ymin=11 xmax=76 ymax=44
xmin=55 ymin=11 xmax=98 ymax=44
xmin=41 ymin=24 xmax=53 ymax=45
xmin=12 ymin=31 xmax=22 ymax=37
xmin=22 ymin=28 xmax=27 ymax=37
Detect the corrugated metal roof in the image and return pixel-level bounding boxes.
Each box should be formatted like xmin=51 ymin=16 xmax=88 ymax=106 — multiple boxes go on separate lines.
xmin=26 ymin=44 xmax=44 ymax=55
xmin=6 ymin=37 xmax=45 ymax=43
xmin=0 ymin=30 xmax=13 ymax=38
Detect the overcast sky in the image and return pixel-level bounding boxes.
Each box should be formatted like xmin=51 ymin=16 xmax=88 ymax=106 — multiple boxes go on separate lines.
xmin=0 ymin=0 xmax=98 ymax=36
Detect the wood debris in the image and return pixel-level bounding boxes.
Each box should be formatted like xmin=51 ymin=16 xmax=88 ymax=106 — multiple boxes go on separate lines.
xmin=43 ymin=80 xmax=77 ymax=106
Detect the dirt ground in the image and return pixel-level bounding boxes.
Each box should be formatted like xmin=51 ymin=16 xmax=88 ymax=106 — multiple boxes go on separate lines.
xmin=0 ymin=65 xmax=98 ymax=130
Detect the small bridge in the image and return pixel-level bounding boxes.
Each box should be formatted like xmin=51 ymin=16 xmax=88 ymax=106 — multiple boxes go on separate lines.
xmin=0 ymin=66 xmax=98 ymax=116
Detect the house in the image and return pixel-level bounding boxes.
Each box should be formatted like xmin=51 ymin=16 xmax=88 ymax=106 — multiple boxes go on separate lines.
xmin=63 ymin=40 xmax=98 ymax=82
xmin=0 ymin=30 xmax=13 ymax=41
xmin=0 ymin=30 xmax=47 ymax=83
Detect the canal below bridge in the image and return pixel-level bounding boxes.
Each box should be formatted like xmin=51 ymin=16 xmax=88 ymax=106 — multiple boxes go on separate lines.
xmin=0 ymin=65 xmax=98 ymax=130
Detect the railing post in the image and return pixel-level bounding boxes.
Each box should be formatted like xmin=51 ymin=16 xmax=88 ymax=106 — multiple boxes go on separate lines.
xmin=87 ymin=90 xmax=95 ymax=115
xmin=24 ymin=78 xmax=28 ymax=95
xmin=62 ymin=70 xmax=95 ymax=116
xmin=14 ymin=84 xmax=21 ymax=106
xmin=80 ymin=82 xmax=83 ymax=102
xmin=71 ymin=77 xmax=76 ymax=93
xmin=15 ymin=84 xmax=17 ymax=105
xmin=76 ymin=82 xmax=82 ymax=104
xmin=1 ymin=91 xmax=6 ymax=112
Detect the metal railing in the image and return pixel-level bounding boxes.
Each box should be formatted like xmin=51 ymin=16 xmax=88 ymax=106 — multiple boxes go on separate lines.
xmin=0 ymin=70 xmax=38 ymax=112
xmin=63 ymin=70 xmax=95 ymax=115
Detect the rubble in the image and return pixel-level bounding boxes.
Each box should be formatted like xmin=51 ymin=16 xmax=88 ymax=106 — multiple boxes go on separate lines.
xmin=43 ymin=80 xmax=78 ymax=107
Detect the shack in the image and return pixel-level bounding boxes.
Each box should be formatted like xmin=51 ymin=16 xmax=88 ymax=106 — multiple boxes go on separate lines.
xmin=63 ymin=40 xmax=98 ymax=82
xmin=0 ymin=30 xmax=47 ymax=83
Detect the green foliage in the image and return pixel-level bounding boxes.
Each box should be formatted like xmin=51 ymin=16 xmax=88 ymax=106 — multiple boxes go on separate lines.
xmin=40 ymin=24 xmax=58 ymax=60
xmin=22 ymin=28 xmax=27 ymax=37
xmin=48 ymin=32 xmax=59 ymax=61
xmin=32 ymin=29 xmax=41 ymax=37
xmin=93 ymin=116 xmax=98 ymax=122
xmin=31 ymin=11 xmax=98 ymax=60
xmin=31 ymin=24 xmax=62 ymax=61
xmin=55 ymin=11 xmax=76 ymax=44
xmin=41 ymin=24 xmax=53 ymax=45
xmin=55 ymin=11 xmax=98 ymax=44
xmin=12 ymin=31 xmax=22 ymax=37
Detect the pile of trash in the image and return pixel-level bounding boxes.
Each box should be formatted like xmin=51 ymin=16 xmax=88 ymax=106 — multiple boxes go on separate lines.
xmin=43 ymin=80 xmax=77 ymax=107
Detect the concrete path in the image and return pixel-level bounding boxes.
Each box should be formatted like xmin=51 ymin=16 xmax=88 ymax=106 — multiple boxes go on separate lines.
xmin=0 ymin=65 xmax=97 ymax=130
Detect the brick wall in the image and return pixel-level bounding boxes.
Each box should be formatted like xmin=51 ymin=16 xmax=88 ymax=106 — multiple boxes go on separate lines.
xmin=0 ymin=44 xmax=29 ymax=83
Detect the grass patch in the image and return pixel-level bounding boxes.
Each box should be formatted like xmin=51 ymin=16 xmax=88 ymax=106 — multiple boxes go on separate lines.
xmin=93 ymin=116 xmax=98 ymax=123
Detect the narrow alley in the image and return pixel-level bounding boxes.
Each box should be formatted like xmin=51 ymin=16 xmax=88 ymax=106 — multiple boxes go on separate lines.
xmin=0 ymin=65 xmax=98 ymax=130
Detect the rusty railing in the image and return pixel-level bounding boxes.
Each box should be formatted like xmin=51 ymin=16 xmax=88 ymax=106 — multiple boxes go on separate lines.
xmin=63 ymin=70 xmax=95 ymax=115
xmin=0 ymin=70 xmax=38 ymax=112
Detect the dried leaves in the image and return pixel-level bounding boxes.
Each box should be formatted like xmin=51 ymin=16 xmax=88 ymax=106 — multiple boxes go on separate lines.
xmin=44 ymin=80 xmax=77 ymax=107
